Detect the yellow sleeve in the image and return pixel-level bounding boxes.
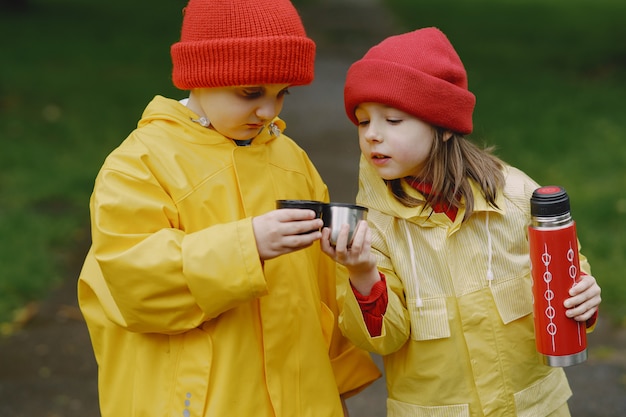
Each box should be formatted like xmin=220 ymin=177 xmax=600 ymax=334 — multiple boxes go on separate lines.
xmin=90 ymin=168 xmax=267 ymax=333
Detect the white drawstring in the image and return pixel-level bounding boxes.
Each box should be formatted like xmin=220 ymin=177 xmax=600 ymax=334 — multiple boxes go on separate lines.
xmin=485 ymin=212 xmax=494 ymax=286
xmin=403 ymin=220 xmax=424 ymax=308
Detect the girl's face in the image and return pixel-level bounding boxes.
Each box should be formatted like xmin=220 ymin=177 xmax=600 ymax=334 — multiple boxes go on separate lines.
xmin=188 ymin=84 xmax=291 ymax=140
xmin=355 ymin=103 xmax=439 ymax=180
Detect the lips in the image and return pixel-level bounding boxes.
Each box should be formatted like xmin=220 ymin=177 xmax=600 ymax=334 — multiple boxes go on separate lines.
xmin=370 ymin=152 xmax=390 ymax=165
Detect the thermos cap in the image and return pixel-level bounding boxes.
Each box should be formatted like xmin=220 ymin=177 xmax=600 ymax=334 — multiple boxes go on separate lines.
xmin=530 ymin=186 xmax=571 ymax=217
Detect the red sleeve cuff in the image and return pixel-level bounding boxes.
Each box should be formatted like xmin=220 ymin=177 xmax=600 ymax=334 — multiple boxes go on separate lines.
xmin=351 ymin=274 xmax=388 ymax=337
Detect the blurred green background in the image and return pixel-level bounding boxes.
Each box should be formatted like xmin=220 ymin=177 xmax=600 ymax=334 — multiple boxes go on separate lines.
xmin=1 ymin=0 xmax=624 ymax=330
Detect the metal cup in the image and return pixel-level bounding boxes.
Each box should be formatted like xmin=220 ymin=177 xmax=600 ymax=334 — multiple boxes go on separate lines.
xmin=322 ymin=203 xmax=368 ymax=246
xmin=275 ymin=199 xmax=326 ymax=218
xmin=276 ymin=200 xmax=326 ymax=235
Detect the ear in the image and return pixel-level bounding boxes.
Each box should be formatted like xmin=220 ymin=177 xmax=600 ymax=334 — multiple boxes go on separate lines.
xmin=442 ymin=131 xmax=453 ymax=142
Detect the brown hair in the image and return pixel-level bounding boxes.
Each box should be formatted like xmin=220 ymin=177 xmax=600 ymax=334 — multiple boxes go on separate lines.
xmin=387 ymin=129 xmax=505 ymax=221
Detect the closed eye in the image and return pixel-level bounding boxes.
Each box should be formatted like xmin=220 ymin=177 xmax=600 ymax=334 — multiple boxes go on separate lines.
xmin=241 ymin=88 xmax=264 ymax=99
xmin=240 ymin=87 xmax=290 ymax=100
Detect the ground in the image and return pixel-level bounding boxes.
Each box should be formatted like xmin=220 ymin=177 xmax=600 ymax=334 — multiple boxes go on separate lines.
xmin=1 ymin=1 xmax=625 ymax=416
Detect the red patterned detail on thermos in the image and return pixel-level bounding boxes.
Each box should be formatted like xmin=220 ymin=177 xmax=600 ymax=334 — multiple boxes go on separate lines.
xmin=528 ymin=186 xmax=587 ymax=367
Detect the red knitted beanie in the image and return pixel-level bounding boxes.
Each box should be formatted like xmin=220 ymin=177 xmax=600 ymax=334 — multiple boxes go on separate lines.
xmin=344 ymin=28 xmax=475 ymax=134
xmin=171 ymin=0 xmax=315 ymax=89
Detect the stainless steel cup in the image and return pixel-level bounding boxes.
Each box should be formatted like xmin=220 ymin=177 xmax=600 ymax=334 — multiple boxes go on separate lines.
xmin=322 ymin=203 xmax=368 ymax=246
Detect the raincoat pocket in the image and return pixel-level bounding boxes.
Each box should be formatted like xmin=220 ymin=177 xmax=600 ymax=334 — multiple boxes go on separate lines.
xmin=513 ymin=368 xmax=572 ymax=417
xmin=169 ymin=327 xmax=213 ymax=417
xmin=388 ymin=397 xmax=469 ymax=417
xmin=407 ymin=297 xmax=450 ymax=341
xmin=490 ymin=275 xmax=533 ymax=324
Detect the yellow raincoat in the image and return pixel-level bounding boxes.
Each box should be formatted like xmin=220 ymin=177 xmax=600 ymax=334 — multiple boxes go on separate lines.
xmin=338 ymin=157 xmax=593 ymax=417
xmin=78 ymin=96 xmax=380 ymax=417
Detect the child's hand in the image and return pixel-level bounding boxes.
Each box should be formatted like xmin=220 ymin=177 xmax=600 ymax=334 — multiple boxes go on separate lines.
xmin=252 ymin=209 xmax=323 ymax=261
xmin=321 ymin=220 xmax=374 ymax=271
xmin=321 ymin=220 xmax=380 ymax=295
xmin=564 ymin=274 xmax=602 ymax=322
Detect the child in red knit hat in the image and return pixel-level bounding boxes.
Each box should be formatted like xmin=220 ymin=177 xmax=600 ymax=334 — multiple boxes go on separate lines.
xmin=322 ymin=27 xmax=601 ymax=416
xmin=77 ymin=1 xmax=380 ymax=416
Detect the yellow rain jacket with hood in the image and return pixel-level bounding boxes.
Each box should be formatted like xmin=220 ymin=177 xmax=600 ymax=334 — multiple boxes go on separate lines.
xmin=78 ymin=96 xmax=380 ymax=417
xmin=338 ymin=157 xmax=593 ymax=417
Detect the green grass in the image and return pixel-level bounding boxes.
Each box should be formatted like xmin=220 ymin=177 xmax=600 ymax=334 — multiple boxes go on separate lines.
xmin=1 ymin=0 xmax=625 ymax=325
xmin=0 ymin=0 xmax=181 ymax=326
xmin=386 ymin=0 xmax=626 ymax=319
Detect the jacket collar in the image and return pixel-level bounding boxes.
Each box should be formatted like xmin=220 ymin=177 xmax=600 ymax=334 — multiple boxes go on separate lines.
xmin=357 ymin=155 xmax=506 ymax=230
xmin=139 ymin=95 xmax=286 ymax=146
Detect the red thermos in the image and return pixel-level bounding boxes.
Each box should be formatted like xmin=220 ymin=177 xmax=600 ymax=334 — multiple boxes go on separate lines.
xmin=528 ymin=186 xmax=587 ymax=367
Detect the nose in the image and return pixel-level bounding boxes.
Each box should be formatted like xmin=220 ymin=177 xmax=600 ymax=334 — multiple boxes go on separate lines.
xmin=256 ymin=98 xmax=283 ymax=121
xmin=363 ymin=123 xmax=383 ymax=143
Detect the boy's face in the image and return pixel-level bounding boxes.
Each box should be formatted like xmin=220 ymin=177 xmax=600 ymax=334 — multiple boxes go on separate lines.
xmin=189 ymin=84 xmax=291 ymax=140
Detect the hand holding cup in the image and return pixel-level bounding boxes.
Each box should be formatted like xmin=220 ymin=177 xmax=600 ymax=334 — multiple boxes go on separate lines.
xmin=322 ymin=203 xmax=368 ymax=247
xmin=253 ymin=201 xmax=325 ymax=261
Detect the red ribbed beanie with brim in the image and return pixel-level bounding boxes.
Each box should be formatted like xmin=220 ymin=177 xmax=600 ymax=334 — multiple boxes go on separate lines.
xmin=171 ymin=0 xmax=315 ymax=89
xmin=344 ymin=28 xmax=475 ymax=134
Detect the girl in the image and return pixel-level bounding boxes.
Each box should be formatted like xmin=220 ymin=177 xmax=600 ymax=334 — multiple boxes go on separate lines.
xmin=77 ymin=0 xmax=380 ymax=416
xmin=322 ymin=27 xmax=601 ymax=416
